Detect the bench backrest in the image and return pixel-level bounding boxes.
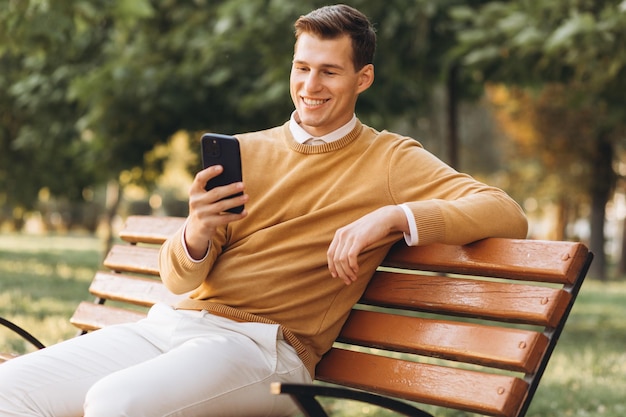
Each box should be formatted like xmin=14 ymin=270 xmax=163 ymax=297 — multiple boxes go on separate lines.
xmin=70 ymin=215 xmax=592 ymax=417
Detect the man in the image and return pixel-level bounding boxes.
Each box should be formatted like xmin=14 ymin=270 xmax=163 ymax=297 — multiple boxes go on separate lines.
xmin=0 ymin=4 xmax=527 ymax=417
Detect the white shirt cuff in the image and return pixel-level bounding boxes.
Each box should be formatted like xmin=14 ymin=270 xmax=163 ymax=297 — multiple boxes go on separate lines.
xmin=399 ymin=204 xmax=419 ymax=246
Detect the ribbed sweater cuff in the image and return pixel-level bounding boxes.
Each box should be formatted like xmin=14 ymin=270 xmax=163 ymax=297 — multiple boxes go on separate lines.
xmin=410 ymin=203 xmax=445 ymax=246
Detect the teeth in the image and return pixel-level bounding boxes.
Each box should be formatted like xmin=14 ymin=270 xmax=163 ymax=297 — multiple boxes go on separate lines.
xmin=303 ymin=98 xmax=326 ymax=106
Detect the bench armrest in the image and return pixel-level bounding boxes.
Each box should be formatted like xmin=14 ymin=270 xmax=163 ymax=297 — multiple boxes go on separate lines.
xmin=0 ymin=317 xmax=46 ymax=350
xmin=271 ymin=382 xmax=434 ymax=417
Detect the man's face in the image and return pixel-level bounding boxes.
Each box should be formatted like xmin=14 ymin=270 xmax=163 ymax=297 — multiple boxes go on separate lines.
xmin=290 ymin=33 xmax=373 ymax=138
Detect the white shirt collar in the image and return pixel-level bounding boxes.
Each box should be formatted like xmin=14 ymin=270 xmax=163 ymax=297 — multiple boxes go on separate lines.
xmin=289 ymin=111 xmax=357 ymax=144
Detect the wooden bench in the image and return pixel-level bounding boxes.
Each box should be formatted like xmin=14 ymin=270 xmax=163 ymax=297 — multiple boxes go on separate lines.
xmin=1 ymin=215 xmax=592 ymax=417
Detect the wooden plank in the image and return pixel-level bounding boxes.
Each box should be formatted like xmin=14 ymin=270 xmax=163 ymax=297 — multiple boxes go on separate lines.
xmin=362 ymin=271 xmax=571 ymax=327
xmin=103 ymin=244 xmax=161 ymax=276
xmin=89 ymin=272 xmax=187 ymax=307
xmin=339 ymin=310 xmax=548 ymax=373
xmin=0 ymin=352 xmax=19 ymax=363
xmin=383 ymin=238 xmax=590 ymax=284
xmin=316 ymin=348 xmax=528 ymax=417
xmin=119 ymin=215 xmax=185 ymax=245
xmin=69 ymin=302 xmax=147 ymax=332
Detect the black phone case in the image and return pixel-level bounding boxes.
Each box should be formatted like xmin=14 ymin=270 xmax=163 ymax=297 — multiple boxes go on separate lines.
xmin=201 ymin=133 xmax=244 ymax=214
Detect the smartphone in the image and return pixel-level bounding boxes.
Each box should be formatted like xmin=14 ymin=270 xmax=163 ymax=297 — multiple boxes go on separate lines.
xmin=201 ymin=133 xmax=244 ymax=214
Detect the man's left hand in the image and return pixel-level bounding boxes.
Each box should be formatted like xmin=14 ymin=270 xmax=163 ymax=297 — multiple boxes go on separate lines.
xmin=327 ymin=205 xmax=409 ymax=285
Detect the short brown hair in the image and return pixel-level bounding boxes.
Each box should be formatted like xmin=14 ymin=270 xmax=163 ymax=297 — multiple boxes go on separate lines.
xmin=294 ymin=4 xmax=376 ymax=71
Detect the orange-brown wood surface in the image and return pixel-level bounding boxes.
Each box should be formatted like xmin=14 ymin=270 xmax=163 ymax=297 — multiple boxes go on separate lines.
xmin=0 ymin=352 xmax=19 ymax=363
xmin=363 ymin=271 xmax=572 ymax=327
xmin=339 ymin=309 xmax=548 ymax=373
xmin=88 ymin=272 xmax=186 ymax=307
xmin=316 ymin=348 xmax=528 ymax=417
xmin=69 ymin=302 xmax=147 ymax=331
xmin=384 ymin=238 xmax=589 ymax=284
xmin=103 ymin=244 xmax=161 ymax=275
xmin=119 ymin=215 xmax=185 ymax=244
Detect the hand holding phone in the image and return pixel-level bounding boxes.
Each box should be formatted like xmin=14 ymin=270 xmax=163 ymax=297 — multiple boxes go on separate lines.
xmin=201 ymin=133 xmax=244 ymax=214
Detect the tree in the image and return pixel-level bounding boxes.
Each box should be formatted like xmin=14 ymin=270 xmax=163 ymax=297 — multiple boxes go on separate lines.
xmin=0 ymin=1 xmax=111 ymax=226
xmin=485 ymin=83 xmax=601 ymax=239
xmin=357 ymin=0 xmax=494 ymax=169
xmin=452 ymin=0 xmax=626 ymax=280
xmin=2 ymin=0 xmax=505 ymax=235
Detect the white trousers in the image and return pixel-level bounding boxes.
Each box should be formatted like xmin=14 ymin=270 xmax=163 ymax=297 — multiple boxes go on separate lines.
xmin=0 ymin=303 xmax=311 ymax=417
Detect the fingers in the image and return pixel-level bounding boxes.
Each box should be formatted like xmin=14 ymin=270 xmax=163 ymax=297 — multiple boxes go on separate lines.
xmin=192 ymin=165 xmax=223 ymax=192
xmin=327 ymin=229 xmax=361 ymax=286
xmin=204 ymin=182 xmax=248 ymax=215
xmin=190 ymin=166 xmax=248 ymax=215
xmin=327 ymin=206 xmax=407 ymax=286
xmin=185 ymin=166 xmax=248 ymax=254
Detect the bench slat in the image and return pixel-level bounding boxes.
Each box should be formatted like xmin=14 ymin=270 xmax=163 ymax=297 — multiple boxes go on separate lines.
xmin=383 ymin=238 xmax=589 ymax=284
xmin=89 ymin=272 xmax=187 ymax=307
xmin=103 ymin=245 xmax=161 ymax=276
xmin=316 ymin=348 xmax=528 ymax=417
xmin=0 ymin=353 xmax=20 ymax=363
xmin=69 ymin=302 xmax=147 ymax=332
xmin=119 ymin=215 xmax=185 ymax=244
xmin=363 ymin=271 xmax=571 ymax=327
xmin=339 ymin=309 xmax=548 ymax=373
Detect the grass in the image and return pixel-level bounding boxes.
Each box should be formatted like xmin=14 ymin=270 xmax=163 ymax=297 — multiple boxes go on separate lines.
xmin=0 ymin=233 xmax=103 ymax=353
xmin=1 ymin=233 xmax=625 ymax=416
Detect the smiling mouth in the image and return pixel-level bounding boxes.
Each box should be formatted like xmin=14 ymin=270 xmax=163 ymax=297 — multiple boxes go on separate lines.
xmin=302 ymin=97 xmax=329 ymax=106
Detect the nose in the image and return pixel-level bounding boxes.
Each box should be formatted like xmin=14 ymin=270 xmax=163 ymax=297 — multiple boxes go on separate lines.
xmin=304 ymin=71 xmax=322 ymax=93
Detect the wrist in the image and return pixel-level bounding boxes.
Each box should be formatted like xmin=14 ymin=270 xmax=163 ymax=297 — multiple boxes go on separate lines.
xmin=183 ymin=223 xmax=210 ymax=260
xmin=384 ymin=205 xmax=410 ymax=235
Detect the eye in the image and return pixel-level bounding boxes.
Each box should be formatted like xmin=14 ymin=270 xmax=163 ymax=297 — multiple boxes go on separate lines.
xmin=293 ymin=64 xmax=309 ymax=72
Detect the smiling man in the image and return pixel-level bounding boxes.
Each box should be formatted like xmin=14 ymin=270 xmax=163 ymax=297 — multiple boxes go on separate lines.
xmin=0 ymin=5 xmax=528 ymax=417
xmin=290 ymin=29 xmax=373 ymax=137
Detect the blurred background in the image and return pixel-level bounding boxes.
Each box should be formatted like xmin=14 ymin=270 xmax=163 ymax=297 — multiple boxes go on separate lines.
xmin=2 ymin=0 xmax=626 ymax=280
xmin=1 ymin=1 xmax=625 ymax=415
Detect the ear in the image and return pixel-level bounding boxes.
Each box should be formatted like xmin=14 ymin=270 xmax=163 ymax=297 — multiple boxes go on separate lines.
xmin=357 ymin=64 xmax=375 ymax=94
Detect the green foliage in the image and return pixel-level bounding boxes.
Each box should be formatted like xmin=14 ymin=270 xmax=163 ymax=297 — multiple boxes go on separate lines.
xmin=2 ymin=0 xmax=481 ymax=217
xmin=451 ymin=0 xmax=626 ymax=94
xmin=0 ymin=0 xmax=110 ymax=212
xmin=4 ymin=0 xmax=623 ymax=241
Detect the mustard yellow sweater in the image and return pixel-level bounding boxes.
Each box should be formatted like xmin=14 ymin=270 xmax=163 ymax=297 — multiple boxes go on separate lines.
xmin=159 ymin=120 xmax=528 ymax=377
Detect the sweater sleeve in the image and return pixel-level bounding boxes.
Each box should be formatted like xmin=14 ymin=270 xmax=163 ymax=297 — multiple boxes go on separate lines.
xmin=158 ymin=222 xmax=225 ymax=294
xmin=388 ymin=138 xmax=528 ymax=246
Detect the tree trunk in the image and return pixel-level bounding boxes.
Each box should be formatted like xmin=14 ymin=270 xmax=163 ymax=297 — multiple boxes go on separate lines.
xmin=102 ymin=179 xmax=122 ymax=261
xmin=619 ymin=215 xmax=626 ymax=275
xmin=588 ymin=133 xmax=614 ymax=281
xmin=446 ymin=64 xmax=459 ymax=170
xmin=555 ymin=197 xmax=569 ymax=241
